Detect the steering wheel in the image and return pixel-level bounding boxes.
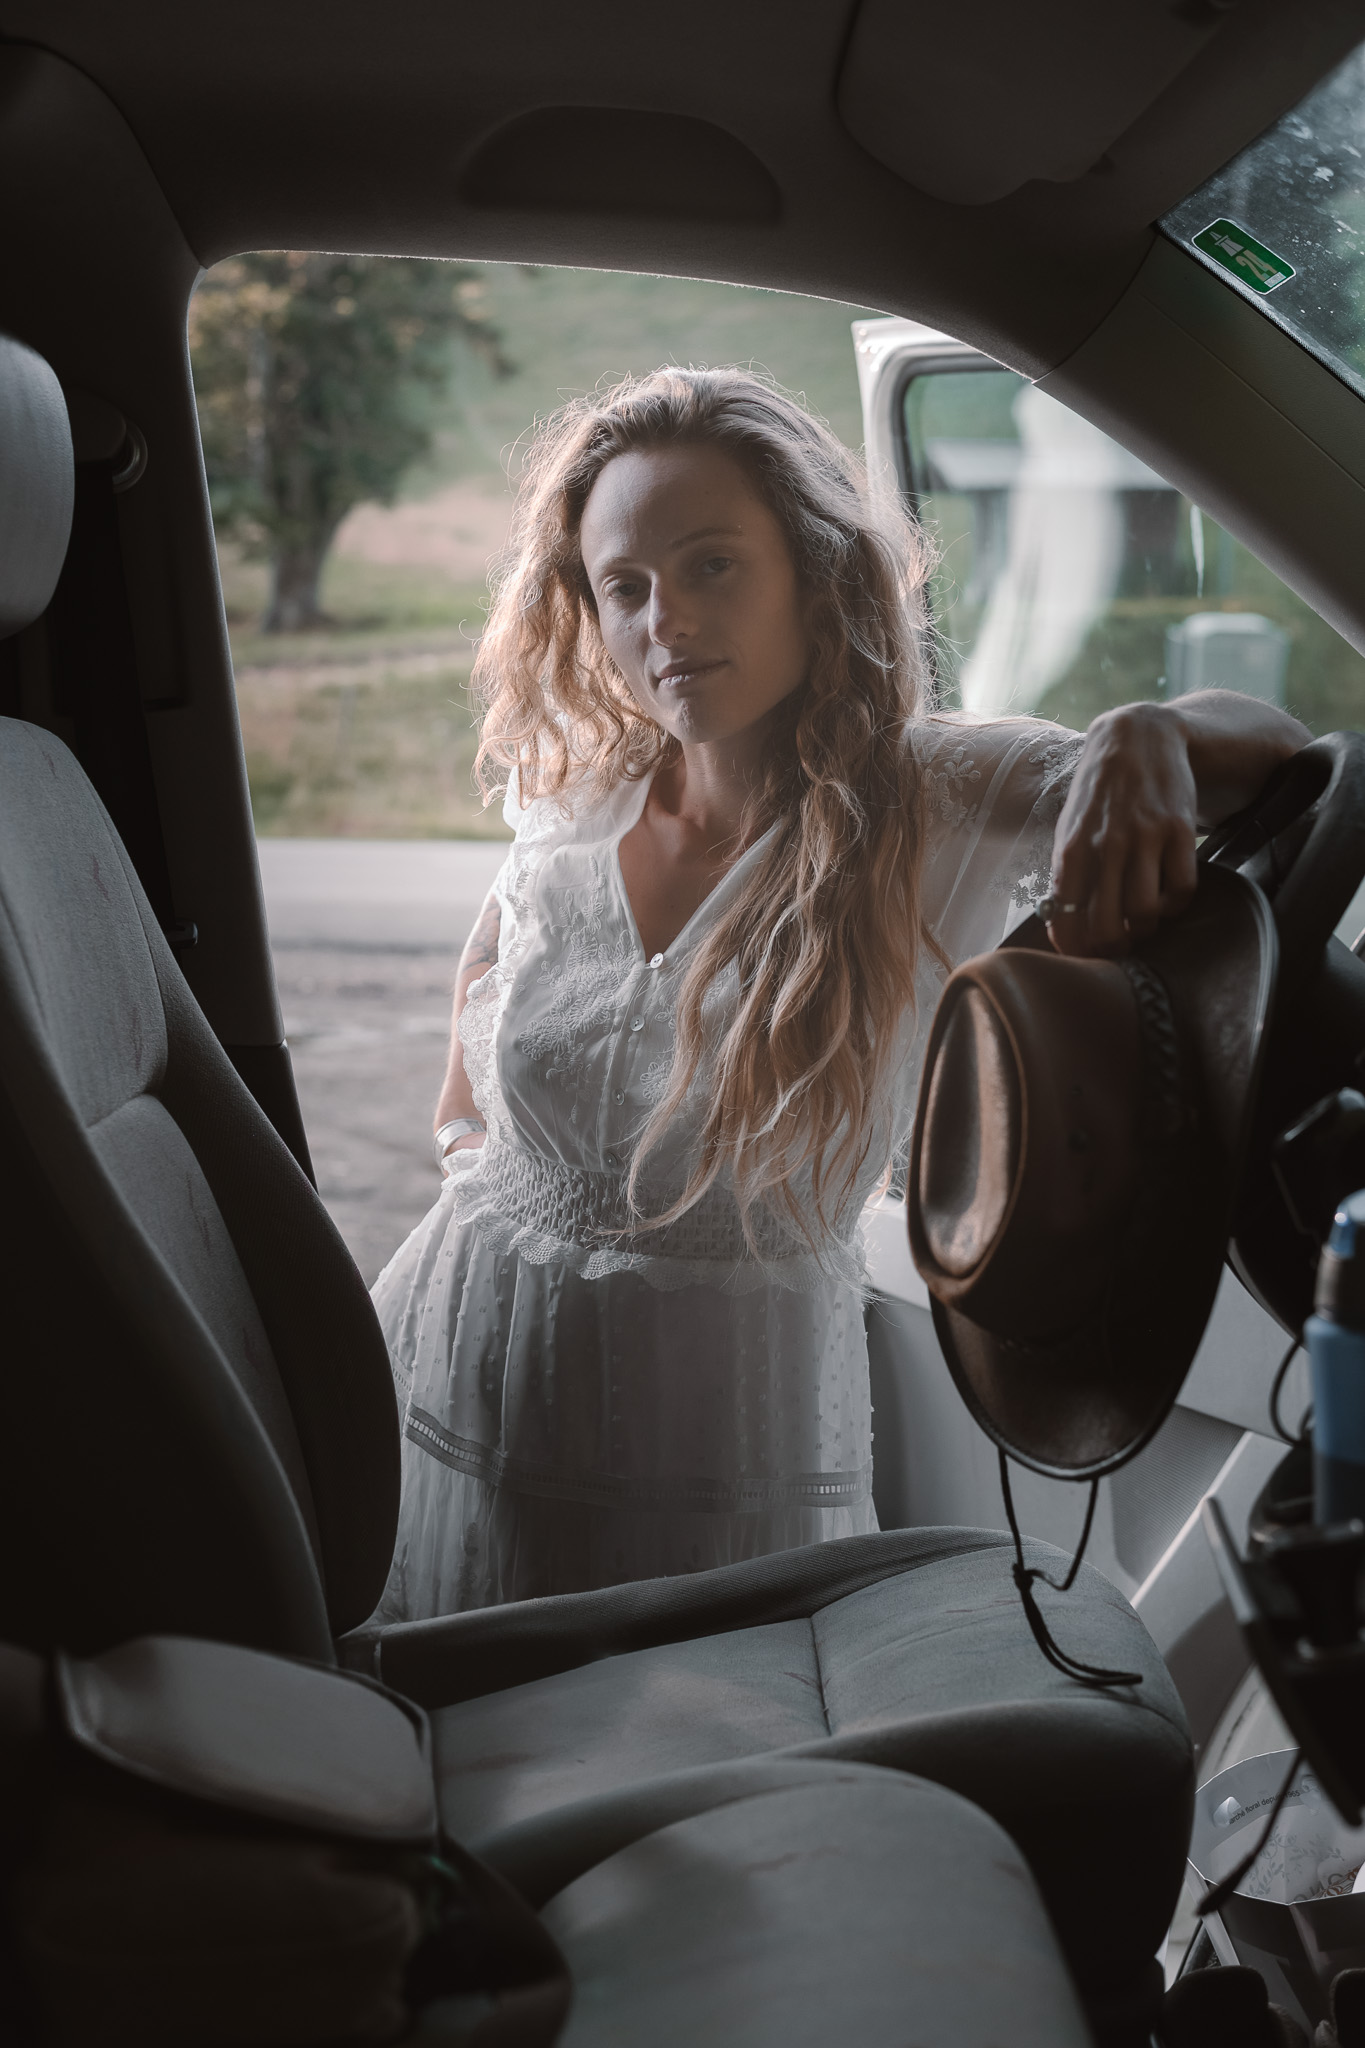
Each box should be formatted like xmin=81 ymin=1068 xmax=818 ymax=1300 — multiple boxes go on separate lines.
xmin=1203 ymin=731 xmax=1365 ymax=1333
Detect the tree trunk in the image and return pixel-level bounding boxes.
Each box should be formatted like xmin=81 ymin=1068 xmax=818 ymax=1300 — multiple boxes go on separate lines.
xmin=263 ymin=535 xmax=334 ymax=632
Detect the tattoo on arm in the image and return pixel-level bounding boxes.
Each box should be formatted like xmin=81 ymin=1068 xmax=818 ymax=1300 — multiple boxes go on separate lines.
xmin=459 ymin=895 xmax=501 ymax=983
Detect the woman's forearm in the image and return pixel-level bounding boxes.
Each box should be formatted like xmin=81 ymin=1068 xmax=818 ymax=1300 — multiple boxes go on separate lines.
xmin=434 ymin=889 xmax=501 ymax=1146
xmin=1158 ymin=687 xmax=1310 ymax=826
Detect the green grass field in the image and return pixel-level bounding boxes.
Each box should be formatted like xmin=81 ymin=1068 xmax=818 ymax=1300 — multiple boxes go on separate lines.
xmin=224 ymin=548 xmax=497 ymax=839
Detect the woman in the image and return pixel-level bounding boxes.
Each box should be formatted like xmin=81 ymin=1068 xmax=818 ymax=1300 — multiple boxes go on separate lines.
xmin=373 ymin=367 xmax=1306 ymax=1620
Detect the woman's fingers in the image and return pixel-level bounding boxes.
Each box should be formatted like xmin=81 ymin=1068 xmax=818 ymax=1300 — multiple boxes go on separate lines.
xmin=1158 ymin=819 xmax=1198 ymax=917
xmin=1046 ymin=819 xmax=1199 ymax=954
xmin=1081 ymin=834 xmax=1130 ymax=955
xmin=1048 ymin=806 xmax=1132 ymax=955
xmin=1045 ymin=811 xmax=1097 ymax=955
xmin=1055 ymin=815 xmax=1203 ymax=950
xmin=1118 ymin=839 xmax=1164 ymax=943
xmin=1045 ymin=704 xmax=1203 ymax=956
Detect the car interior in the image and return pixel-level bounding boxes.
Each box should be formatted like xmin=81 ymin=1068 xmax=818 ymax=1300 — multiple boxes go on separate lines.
xmin=6 ymin=4 xmax=1365 ymax=2045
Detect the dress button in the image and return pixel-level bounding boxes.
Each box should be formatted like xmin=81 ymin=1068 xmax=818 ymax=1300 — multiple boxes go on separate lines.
xmin=613 ymin=1089 xmax=625 ymax=1105
xmin=649 ymin=952 xmax=665 ymax=967
xmin=629 ymin=1015 xmax=644 ymax=1031
xmin=604 ymin=1150 xmax=617 ymax=1167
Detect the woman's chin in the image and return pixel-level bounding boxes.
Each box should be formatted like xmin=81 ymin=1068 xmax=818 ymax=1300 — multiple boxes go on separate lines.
xmin=662 ymin=704 xmax=783 ymax=751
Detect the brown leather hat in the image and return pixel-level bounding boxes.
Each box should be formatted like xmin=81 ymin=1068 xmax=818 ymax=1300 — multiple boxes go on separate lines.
xmin=907 ymin=863 xmax=1277 ymax=1479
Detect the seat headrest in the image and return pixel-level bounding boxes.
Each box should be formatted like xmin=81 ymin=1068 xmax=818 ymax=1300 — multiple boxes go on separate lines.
xmin=0 ymin=336 xmax=74 ymax=641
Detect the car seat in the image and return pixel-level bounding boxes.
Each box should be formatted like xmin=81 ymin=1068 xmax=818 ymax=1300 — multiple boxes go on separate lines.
xmin=0 ymin=331 xmax=1192 ymax=2045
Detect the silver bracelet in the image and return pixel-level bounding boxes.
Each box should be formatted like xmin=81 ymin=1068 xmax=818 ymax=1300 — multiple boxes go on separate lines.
xmin=434 ymin=1117 xmax=485 ymax=1164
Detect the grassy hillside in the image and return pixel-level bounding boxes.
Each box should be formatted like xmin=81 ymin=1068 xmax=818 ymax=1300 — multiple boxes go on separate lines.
xmin=407 ymin=263 xmax=879 ymax=491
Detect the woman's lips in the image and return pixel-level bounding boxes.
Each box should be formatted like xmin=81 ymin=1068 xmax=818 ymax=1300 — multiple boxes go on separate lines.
xmin=656 ymin=659 xmax=725 ymax=689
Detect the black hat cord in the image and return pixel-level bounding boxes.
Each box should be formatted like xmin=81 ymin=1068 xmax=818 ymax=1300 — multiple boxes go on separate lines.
xmin=998 ymin=1449 xmax=1144 ymax=1690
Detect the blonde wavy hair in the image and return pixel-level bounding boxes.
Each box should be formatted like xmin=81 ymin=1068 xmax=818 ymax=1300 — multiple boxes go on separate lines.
xmin=473 ymin=366 xmax=937 ymax=1252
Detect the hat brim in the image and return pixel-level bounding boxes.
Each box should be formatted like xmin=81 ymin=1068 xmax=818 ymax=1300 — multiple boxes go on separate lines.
xmin=927 ymin=863 xmax=1277 ymax=1481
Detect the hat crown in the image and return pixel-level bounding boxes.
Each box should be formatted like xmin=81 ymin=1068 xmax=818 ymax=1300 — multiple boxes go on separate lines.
xmin=914 ymin=953 xmax=1144 ymax=1342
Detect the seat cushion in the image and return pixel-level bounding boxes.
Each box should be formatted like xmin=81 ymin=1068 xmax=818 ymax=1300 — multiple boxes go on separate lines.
xmin=433 ymin=1620 xmax=827 ymax=1838
xmin=386 ymin=1529 xmax=1190 ymax=2010
xmin=539 ymin=1762 xmax=1093 ymax=2048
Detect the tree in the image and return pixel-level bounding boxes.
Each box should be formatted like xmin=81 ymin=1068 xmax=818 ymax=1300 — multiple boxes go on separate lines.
xmin=190 ymin=252 xmax=510 ymax=631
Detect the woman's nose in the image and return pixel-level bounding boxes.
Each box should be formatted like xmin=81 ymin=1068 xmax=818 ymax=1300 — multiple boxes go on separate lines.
xmin=648 ymin=580 xmax=692 ymax=644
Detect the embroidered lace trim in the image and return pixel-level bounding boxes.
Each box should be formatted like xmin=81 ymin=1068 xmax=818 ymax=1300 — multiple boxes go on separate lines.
xmin=920 ymin=737 xmax=985 ymax=831
xmin=1012 ymin=732 xmax=1086 ymax=907
xmin=406 ymin=1404 xmax=873 ymax=1511
xmin=439 ymin=1139 xmax=867 ymax=1296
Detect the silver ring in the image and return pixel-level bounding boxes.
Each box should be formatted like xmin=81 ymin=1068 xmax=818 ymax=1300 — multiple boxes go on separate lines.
xmin=1039 ymin=896 xmax=1081 ymax=921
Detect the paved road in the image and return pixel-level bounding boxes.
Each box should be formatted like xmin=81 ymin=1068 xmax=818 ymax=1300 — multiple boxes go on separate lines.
xmin=257 ymin=839 xmax=508 ymax=1284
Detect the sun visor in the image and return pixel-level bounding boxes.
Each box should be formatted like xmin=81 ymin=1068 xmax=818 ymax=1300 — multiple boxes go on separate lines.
xmin=837 ymin=0 xmax=1235 ymax=207
xmin=0 ymin=335 xmax=73 ymax=640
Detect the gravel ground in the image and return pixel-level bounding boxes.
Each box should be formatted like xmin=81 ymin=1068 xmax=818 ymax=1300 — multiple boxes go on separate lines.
xmin=274 ymin=940 xmax=454 ymax=1285
xmin=259 ymin=839 xmax=506 ymax=1284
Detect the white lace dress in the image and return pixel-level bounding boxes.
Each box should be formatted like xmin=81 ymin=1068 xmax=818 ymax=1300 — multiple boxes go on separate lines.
xmin=371 ymin=715 xmax=1084 ymax=1618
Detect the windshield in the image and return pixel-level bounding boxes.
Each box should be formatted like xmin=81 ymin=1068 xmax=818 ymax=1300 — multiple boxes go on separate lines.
xmin=1162 ymin=42 xmax=1365 ymax=400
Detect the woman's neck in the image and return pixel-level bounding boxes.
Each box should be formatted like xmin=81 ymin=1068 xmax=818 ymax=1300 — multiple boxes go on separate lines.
xmin=649 ymin=724 xmax=776 ymax=858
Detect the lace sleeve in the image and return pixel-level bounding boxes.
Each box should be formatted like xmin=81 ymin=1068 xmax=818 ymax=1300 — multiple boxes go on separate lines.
xmin=915 ymin=714 xmax=1085 ymax=970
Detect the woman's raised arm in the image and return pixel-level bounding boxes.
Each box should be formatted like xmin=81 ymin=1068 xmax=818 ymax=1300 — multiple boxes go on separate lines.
xmin=1047 ymin=690 xmax=1310 ymax=958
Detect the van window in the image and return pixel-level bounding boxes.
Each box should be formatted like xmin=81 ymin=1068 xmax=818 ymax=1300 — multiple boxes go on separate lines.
xmin=901 ymin=363 xmax=1365 ymax=734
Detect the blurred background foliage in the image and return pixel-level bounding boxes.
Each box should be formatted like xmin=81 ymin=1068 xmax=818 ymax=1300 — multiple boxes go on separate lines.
xmin=190 ymin=252 xmax=511 ymax=633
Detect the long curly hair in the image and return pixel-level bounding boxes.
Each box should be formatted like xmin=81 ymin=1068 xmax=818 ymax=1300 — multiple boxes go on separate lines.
xmin=473 ymin=366 xmax=937 ymax=1252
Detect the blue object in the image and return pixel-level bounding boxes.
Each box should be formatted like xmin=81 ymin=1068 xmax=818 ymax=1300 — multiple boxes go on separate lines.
xmin=1308 ymin=1189 xmax=1365 ymax=1524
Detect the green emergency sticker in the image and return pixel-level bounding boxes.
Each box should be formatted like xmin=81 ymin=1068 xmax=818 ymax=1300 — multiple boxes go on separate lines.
xmin=1193 ymin=219 xmax=1295 ymax=295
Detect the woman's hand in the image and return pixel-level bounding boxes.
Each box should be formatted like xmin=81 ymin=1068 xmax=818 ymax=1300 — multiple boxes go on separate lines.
xmin=1046 ymin=691 xmax=1310 ymax=957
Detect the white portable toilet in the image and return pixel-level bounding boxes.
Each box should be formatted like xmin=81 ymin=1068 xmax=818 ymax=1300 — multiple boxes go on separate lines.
xmin=1165 ymin=611 xmax=1289 ymax=705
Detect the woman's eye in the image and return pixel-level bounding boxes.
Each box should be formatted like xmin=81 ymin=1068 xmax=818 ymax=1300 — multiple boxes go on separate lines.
xmin=700 ymin=556 xmax=734 ymax=576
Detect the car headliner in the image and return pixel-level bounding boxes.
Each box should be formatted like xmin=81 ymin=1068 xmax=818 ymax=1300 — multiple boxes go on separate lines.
xmin=1 ymin=0 xmax=1362 ymax=378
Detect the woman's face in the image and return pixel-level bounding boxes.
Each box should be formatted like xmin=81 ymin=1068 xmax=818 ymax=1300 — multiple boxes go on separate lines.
xmin=578 ymin=443 xmax=810 ymax=750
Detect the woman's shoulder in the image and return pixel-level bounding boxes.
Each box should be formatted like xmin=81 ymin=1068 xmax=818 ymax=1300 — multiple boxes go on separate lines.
xmin=501 ymin=767 xmax=644 ymax=850
xmin=911 ymin=710 xmax=1081 ymax=767
xmin=912 ymin=712 xmax=1082 ymax=821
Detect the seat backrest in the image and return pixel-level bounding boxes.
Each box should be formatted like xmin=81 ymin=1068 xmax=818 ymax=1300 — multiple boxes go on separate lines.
xmin=0 ymin=338 xmax=398 ymax=1660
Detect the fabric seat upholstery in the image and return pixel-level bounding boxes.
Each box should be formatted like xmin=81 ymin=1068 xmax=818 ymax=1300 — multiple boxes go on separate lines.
xmin=361 ymin=1526 xmax=1188 ymax=2014
xmin=537 ymin=1760 xmax=1094 ymax=2048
